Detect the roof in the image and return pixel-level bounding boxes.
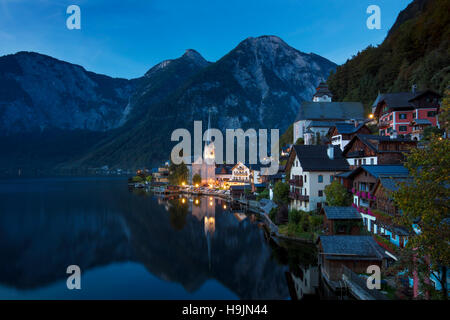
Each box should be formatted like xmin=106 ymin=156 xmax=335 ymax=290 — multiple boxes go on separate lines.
xmin=411 ymin=119 xmax=432 ymax=125
xmin=295 ymin=102 xmax=365 ymax=121
xmin=323 ymin=206 xmax=362 ymax=220
xmin=343 ymin=134 xmax=416 ymax=155
xmin=332 ymin=122 xmax=367 ymax=134
xmin=313 ymin=82 xmax=333 ymax=98
xmin=307 ymin=121 xmax=338 ymax=128
xmin=343 ymin=165 xmax=409 ymax=180
xmin=319 ymin=236 xmax=387 ymax=261
xmin=230 ymin=184 xmax=251 ymax=191
xmin=292 ymin=145 xmax=350 ymax=172
xmin=215 ymin=165 xmax=232 ymax=175
xmin=372 ymin=92 xmax=416 ymax=108
xmin=377 ymin=176 xmax=412 ymax=192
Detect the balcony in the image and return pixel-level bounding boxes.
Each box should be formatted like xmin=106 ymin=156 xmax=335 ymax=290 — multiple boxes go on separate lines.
xmin=289 ymin=191 xmax=309 ymax=201
xmin=289 ymin=177 xmax=303 ymax=187
xmin=378 ymin=119 xmax=391 ymax=128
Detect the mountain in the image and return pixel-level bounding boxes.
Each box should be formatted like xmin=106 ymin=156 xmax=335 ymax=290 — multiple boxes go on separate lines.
xmin=327 ymin=0 xmax=450 ymax=109
xmin=0 ymin=52 xmax=137 ymax=135
xmin=78 ymin=35 xmax=336 ymax=169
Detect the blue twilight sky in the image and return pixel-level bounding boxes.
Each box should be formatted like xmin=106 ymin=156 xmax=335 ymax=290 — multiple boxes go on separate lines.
xmin=0 ymin=0 xmax=411 ymax=79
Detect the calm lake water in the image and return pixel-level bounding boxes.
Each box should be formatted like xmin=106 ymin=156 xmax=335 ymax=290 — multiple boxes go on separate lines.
xmin=0 ymin=177 xmax=317 ymax=300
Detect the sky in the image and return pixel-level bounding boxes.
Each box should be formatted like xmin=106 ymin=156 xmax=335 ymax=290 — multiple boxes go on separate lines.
xmin=0 ymin=0 xmax=411 ymax=79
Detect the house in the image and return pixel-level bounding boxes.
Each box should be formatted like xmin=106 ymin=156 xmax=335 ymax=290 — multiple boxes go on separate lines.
xmin=215 ymin=165 xmax=232 ymax=185
xmin=230 ymin=162 xmax=250 ymax=183
xmin=321 ymin=206 xmax=362 ymax=235
xmin=334 ymin=164 xmax=409 ymax=233
xmin=327 ymin=121 xmax=371 ymax=151
xmin=342 ymin=134 xmax=417 ymax=169
xmin=153 ymin=165 xmax=169 ymax=183
xmin=372 ymin=87 xmax=441 ymax=138
xmin=286 ymin=145 xmax=349 ymax=212
xmin=318 ymin=235 xmax=388 ymax=284
xmin=369 ymin=176 xmax=412 ymax=249
xmin=293 ymin=101 xmax=366 ymax=144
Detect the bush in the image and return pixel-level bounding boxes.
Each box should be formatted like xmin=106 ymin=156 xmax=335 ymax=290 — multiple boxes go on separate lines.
xmin=269 ymin=207 xmax=277 ymax=222
xmin=288 ymin=209 xmax=302 ymax=224
xmin=257 ymin=188 xmax=270 ymax=201
xmin=273 ymin=181 xmax=290 ymax=205
xmin=132 ymin=176 xmax=144 ymax=183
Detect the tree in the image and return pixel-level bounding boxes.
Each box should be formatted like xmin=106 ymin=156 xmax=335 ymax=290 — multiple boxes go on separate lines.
xmin=168 ymin=162 xmax=189 ymax=186
xmin=423 ymin=126 xmax=443 ymax=140
xmin=192 ymin=173 xmax=202 ymax=186
xmin=295 ymin=138 xmax=304 ymax=145
xmin=324 ymin=181 xmax=352 ymax=206
xmin=256 ymin=188 xmax=270 ymax=201
xmin=273 ymin=181 xmax=289 ymax=205
xmin=391 ymin=136 xmax=450 ymax=299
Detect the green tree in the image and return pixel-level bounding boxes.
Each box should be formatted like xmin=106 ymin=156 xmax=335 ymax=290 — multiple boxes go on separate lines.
xmin=391 ymin=136 xmax=450 ymax=299
xmin=423 ymin=126 xmax=444 ymax=140
xmin=273 ymin=181 xmax=290 ymax=205
xmin=168 ymin=162 xmax=189 ymax=186
xmin=295 ymin=138 xmax=304 ymax=145
xmin=192 ymin=173 xmax=202 ymax=186
xmin=324 ymin=181 xmax=352 ymax=206
xmin=132 ymin=175 xmax=144 ymax=183
xmin=256 ymin=188 xmax=270 ymax=201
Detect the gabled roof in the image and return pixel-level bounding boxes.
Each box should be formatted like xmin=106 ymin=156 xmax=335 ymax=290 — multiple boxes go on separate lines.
xmin=295 ymin=102 xmax=365 ymax=121
xmin=215 ymin=165 xmax=232 ymax=175
xmin=307 ymin=121 xmax=337 ymax=128
xmin=343 ymin=134 xmax=415 ymax=155
xmin=331 ymin=122 xmax=368 ymax=135
xmin=323 ymin=206 xmax=362 ymax=220
xmin=319 ymin=236 xmax=387 ymax=261
xmin=372 ymin=92 xmax=416 ymax=108
xmin=291 ymin=145 xmax=349 ymax=172
xmin=345 ymin=165 xmax=409 ymax=180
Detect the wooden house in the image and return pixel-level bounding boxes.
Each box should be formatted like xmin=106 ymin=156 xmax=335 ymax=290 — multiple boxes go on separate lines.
xmin=321 ymin=206 xmax=362 ymax=235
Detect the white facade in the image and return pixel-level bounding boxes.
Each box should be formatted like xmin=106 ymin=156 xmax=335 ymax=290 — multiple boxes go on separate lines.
xmin=313 ymin=95 xmax=332 ymax=102
xmin=231 ymin=162 xmax=250 ymax=182
xmin=289 ymin=155 xmax=341 ymax=212
xmin=346 ymin=156 xmax=378 ymax=166
xmin=331 ymin=134 xmax=351 ymax=151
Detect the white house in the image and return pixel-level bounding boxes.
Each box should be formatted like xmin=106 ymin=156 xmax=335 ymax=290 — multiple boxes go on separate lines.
xmin=286 ymin=145 xmax=350 ymax=212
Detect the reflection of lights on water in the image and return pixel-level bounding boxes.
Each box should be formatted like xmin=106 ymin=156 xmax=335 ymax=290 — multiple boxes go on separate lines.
xmin=209 ymin=201 xmax=213 ymax=206
xmin=195 ymin=199 xmax=199 ymax=205
xmin=209 ymin=197 xmax=213 ymax=200
xmin=181 ymin=198 xmax=186 ymax=204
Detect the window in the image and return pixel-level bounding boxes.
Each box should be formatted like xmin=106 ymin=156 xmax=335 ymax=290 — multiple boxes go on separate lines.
xmin=370 ymin=158 xmax=374 ymax=165
xmin=318 ymin=175 xmax=323 ymax=183
xmin=304 ymin=175 xmax=307 ymax=183
xmin=389 ymin=115 xmax=393 ymax=121
xmin=399 ymin=126 xmax=407 ymax=132
xmin=427 ymin=111 xmax=436 ymax=117
xmin=363 ymin=159 xmax=366 ymax=165
xmin=318 ymin=190 xmax=323 ymax=197
xmin=399 ymin=113 xmax=407 ymax=120
xmin=330 ymin=176 xmax=333 ymax=183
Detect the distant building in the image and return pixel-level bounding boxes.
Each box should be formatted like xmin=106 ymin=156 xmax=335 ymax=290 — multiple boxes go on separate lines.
xmin=327 ymin=121 xmax=371 ymax=151
xmin=317 ymin=235 xmax=388 ymax=284
xmin=372 ymin=87 xmax=441 ymax=139
xmin=293 ymin=101 xmax=365 ymax=144
xmin=321 ymin=206 xmax=362 ymax=235
xmin=342 ymin=134 xmax=417 ymax=169
xmin=286 ymin=145 xmax=349 ymax=212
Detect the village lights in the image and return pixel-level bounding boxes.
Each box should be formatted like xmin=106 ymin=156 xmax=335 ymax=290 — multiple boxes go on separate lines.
xmin=369 ymin=113 xmax=374 ymax=119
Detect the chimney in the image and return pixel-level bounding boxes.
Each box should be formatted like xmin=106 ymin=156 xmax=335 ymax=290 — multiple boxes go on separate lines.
xmin=412 ymin=84 xmax=417 ymax=95
xmin=327 ymin=145 xmax=334 ymax=159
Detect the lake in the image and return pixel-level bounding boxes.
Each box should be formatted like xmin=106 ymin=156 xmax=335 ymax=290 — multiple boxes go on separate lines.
xmin=0 ymin=177 xmax=319 ymax=300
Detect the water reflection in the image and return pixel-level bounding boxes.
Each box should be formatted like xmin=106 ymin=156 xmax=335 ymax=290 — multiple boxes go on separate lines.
xmin=0 ymin=178 xmax=294 ymax=299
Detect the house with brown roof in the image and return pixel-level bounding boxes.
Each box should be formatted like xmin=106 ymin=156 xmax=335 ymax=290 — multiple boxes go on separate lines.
xmin=327 ymin=121 xmax=371 ymax=151
xmin=342 ymin=134 xmax=417 ymax=169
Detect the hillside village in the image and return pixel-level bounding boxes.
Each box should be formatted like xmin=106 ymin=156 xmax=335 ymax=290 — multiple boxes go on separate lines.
xmin=132 ymin=81 xmax=449 ymax=300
